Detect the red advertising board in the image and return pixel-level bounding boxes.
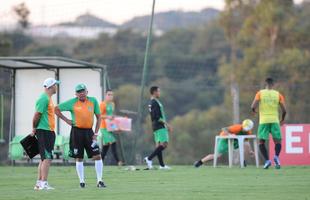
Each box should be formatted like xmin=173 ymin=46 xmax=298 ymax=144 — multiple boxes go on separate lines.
xmin=269 ymin=124 xmax=310 ymax=166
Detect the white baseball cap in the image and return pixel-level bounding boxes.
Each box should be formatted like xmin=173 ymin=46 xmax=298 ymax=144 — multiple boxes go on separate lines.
xmin=43 ymin=78 xmax=60 ymax=88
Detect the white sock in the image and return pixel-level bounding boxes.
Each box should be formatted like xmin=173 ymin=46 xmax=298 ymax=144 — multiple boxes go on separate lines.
xmin=95 ymin=160 xmax=103 ymax=182
xmin=76 ymin=161 xmax=85 ymax=183
xmin=36 ymin=180 xmax=41 ymax=186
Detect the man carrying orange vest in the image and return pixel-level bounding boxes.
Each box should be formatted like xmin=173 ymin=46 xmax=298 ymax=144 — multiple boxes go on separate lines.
xmin=251 ymin=78 xmax=287 ymax=169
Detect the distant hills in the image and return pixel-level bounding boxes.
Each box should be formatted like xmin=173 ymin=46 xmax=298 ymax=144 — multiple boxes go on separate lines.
xmin=121 ymin=8 xmax=220 ymax=31
xmin=58 ymin=13 xmax=117 ymax=28
xmin=57 ymin=8 xmax=220 ymax=32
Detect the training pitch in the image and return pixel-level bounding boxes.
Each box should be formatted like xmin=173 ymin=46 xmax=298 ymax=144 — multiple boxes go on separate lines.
xmin=0 ymin=165 xmax=309 ymax=200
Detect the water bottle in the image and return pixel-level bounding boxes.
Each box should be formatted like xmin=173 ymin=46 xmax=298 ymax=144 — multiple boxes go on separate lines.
xmin=91 ymin=140 xmax=98 ymax=148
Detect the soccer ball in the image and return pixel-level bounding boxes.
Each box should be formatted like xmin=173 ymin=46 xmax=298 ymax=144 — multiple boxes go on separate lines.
xmin=242 ymin=119 xmax=254 ymax=131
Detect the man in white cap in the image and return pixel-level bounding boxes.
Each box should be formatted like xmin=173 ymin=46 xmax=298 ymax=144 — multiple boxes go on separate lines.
xmin=32 ymin=77 xmax=60 ymax=190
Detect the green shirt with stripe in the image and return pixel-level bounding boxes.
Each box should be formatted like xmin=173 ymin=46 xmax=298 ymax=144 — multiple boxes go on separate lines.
xmin=35 ymin=93 xmax=55 ymax=131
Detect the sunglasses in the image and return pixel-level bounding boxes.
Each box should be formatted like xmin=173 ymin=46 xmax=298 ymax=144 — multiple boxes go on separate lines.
xmin=76 ymin=89 xmax=86 ymax=93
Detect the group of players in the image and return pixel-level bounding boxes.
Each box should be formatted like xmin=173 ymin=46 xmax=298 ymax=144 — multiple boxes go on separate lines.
xmin=194 ymin=78 xmax=286 ymax=168
xmin=32 ymin=80 xmax=120 ymax=190
xmin=31 ymin=77 xmax=286 ymax=190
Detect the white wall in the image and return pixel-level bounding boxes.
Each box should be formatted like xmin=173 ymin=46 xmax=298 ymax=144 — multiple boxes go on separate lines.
xmin=14 ymin=68 xmax=102 ymax=137
xmin=15 ymin=70 xmax=56 ymax=136
xmin=58 ymin=69 xmax=102 ymax=136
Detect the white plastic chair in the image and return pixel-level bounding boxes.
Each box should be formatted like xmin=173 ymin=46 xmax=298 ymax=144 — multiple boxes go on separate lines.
xmin=213 ymin=135 xmax=259 ymax=168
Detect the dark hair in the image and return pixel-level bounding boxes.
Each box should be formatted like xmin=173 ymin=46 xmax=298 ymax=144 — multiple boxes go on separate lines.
xmin=150 ymin=86 xmax=159 ymax=95
xmin=265 ymin=77 xmax=274 ymax=85
xmin=106 ymin=89 xmax=113 ymax=93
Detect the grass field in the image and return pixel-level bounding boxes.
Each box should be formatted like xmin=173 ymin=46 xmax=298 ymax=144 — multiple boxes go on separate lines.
xmin=0 ymin=165 xmax=309 ymax=200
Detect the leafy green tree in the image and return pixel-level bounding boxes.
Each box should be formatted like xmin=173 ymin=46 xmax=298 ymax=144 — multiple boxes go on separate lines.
xmin=166 ymin=106 xmax=231 ymax=164
xmin=22 ymin=44 xmax=67 ymax=56
xmin=13 ymin=3 xmax=30 ymax=29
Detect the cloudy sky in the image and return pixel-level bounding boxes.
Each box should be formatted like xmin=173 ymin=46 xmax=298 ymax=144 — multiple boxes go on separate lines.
xmin=0 ymin=0 xmax=304 ymax=26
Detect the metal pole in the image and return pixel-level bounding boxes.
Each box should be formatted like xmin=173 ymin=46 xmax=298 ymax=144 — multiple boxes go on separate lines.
xmin=10 ymin=69 xmax=16 ymax=141
xmin=56 ymin=68 xmax=60 ymax=135
xmin=101 ymin=68 xmax=105 ymax=100
xmin=0 ymin=94 xmax=4 ymax=143
xmin=8 ymin=70 xmax=15 ymax=164
xmin=103 ymin=66 xmax=107 ymax=94
xmin=133 ymin=0 xmax=156 ymax=164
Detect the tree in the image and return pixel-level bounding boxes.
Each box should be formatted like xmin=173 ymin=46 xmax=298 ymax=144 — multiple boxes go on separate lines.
xmin=0 ymin=35 xmax=12 ymax=56
xmin=0 ymin=32 xmax=33 ymax=55
xmin=219 ymin=0 xmax=255 ymax=123
xmin=166 ymin=106 xmax=232 ymax=164
xmin=218 ymin=0 xmax=310 ymax=124
xmin=22 ymin=44 xmax=67 ymax=56
xmin=13 ymin=3 xmax=30 ymax=29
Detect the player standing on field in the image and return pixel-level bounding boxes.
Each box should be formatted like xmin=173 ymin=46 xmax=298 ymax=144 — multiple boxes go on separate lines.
xmin=32 ymin=78 xmax=60 ymax=190
xmin=144 ymin=86 xmax=172 ymax=170
xmin=55 ymin=84 xmax=105 ymax=188
xmin=100 ymin=90 xmax=123 ymax=166
xmin=251 ymin=78 xmax=287 ymax=169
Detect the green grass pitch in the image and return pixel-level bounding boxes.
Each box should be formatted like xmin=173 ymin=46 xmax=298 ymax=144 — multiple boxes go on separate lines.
xmin=0 ymin=165 xmax=309 ymax=200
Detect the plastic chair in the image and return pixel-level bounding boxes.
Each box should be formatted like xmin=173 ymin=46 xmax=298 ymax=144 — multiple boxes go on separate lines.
xmin=54 ymin=135 xmax=64 ymax=159
xmin=9 ymin=135 xmax=25 ymax=161
xmin=62 ymin=137 xmax=70 ymax=161
xmin=55 ymin=135 xmax=64 ymax=147
xmin=213 ymin=135 xmax=259 ymax=168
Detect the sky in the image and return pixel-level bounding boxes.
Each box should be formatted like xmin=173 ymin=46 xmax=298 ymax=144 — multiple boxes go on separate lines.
xmin=0 ymin=0 xmax=304 ymax=26
xmin=0 ymin=0 xmax=224 ymax=26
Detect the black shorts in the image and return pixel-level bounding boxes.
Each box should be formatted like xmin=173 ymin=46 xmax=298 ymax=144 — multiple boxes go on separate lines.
xmin=69 ymin=127 xmax=100 ymax=159
xmin=36 ymin=129 xmax=56 ymax=161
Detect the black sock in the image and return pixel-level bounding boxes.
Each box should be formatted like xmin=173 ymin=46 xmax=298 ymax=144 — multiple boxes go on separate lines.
xmin=111 ymin=142 xmax=119 ymax=162
xmin=195 ymin=160 xmax=203 ymax=167
xmin=148 ymin=145 xmax=164 ymax=160
xmin=157 ymin=150 xmax=165 ymax=167
xmin=275 ymin=143 xmax=281 ymax=157
xmin=101 ymin=145 xmax=110 ymax=162
xmin=259 ymin=143 xmax=269 ymax=161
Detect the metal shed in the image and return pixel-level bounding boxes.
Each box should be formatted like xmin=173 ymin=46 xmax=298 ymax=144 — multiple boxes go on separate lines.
xmin=0 ymin=56 xmax=109 ymax=141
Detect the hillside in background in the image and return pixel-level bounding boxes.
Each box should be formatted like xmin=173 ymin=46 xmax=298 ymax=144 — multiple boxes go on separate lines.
xmin=58 ymin=13 xmax=118 ymax=28
xmin=56 ymin=8 xmax=220 ymax=31
xmin=121 ymin=8 xmax=220 ymax=31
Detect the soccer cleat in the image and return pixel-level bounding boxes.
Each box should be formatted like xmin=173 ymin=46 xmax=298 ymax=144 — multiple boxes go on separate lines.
xmin=118 ymin=161 xmax=124 ymax=166
xmin=194 ymin=160 xmax=203 ymax=168
xmin=34 ymin=181 xmax=42 ymax=190
xmin=159 ymin=165 xmax=171 ymax=170
xmin=34 ymin=184 xmax=42 ymax=190
xmin=144 ymin=157 xmax=153 ymax=169
xmin=42 ymin=182 xmax=55 ymax=190
xmin=274 ymin=156 xmax=281 ymax=169
xmin=80 ymin=183 xmax=85 ymax=188
xmin=263 ymin=160 xmax=272 ymax=169
xmin=97 ymin=181 xmax=106 ymax=188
